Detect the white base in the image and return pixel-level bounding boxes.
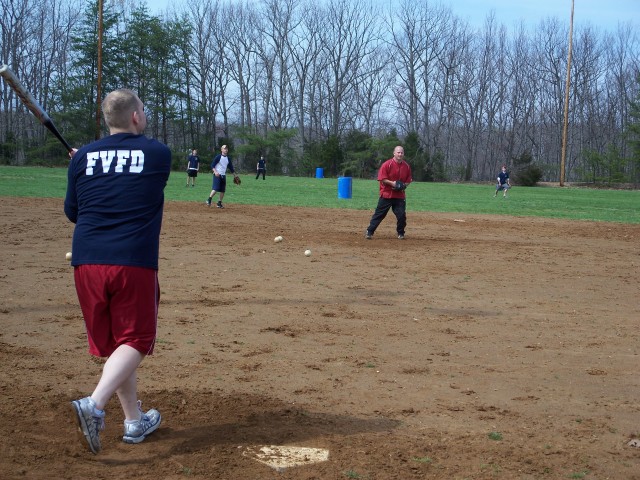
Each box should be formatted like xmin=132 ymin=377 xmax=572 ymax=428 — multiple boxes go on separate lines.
xmin=244 ymin=445 xmax=330 ymax=471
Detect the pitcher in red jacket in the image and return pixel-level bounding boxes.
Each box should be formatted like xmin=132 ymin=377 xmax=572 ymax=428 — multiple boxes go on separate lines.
xmin=365 ymin=145 xmax=413 ymax=240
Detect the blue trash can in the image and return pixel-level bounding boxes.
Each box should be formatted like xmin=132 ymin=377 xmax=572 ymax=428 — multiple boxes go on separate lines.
xmin=338 ymin=176 xmax=352 ymax=199
xmin=315 ymin=167 xmax=324 ymax=178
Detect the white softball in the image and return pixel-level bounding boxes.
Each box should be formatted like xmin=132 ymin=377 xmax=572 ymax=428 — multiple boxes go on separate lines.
xmin=304 ymin=249 xmax=312 ymax=257
xmin=274 ymin=236 xmax=283 ymax=243
xmin=65 ymin=251 xmax=72 ymax=261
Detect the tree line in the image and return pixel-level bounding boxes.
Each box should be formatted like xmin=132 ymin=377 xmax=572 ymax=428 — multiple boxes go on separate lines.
xmin=1 ymin=0 xmax=639 ymax=185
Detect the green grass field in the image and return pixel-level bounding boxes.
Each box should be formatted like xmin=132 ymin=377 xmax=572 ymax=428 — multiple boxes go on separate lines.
xmin=1 ymin=166 xmax=638 ymax=223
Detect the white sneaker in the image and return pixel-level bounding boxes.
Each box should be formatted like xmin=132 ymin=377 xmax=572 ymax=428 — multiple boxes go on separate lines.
xmin=71 ymin=396 xmax=105 ymax=454
xmin=122 ymin=401 xmax=162 ymax=444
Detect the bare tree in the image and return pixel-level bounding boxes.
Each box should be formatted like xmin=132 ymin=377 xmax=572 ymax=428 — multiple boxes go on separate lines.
xmin=388 ymin=1 xmax=468 ymax=170
xmin=531 ymin=18 xmax=569 ymax=176
xmin=602 ymin=23 xmax=640 ymax=156
xmin=286 ymin=1 xmax=326 ymax=144
xmin=186 ymin=0 xmax=228 ymax=146
xmin=224 ymin=1 xmax=260 ymax=131
xmin=1 ymin=0 xmax=37 ymax=157
xmin=387 ymin=0 xmax=424 ymax=134
xmin=320 ymin=0 xmax=380 ymax=138
xmin=352 ymin=43 xmax=392 ymax=135
xmin=253 ymin=0 xmax=300 ymax=134
xmin=0 ymin=0 xmax=80 ymax=161
xmin=503 ymin=23 xmax=538 ymax=164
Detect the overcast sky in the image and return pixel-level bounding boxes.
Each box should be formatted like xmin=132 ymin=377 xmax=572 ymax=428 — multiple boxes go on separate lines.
xmin=148 ymin=0 xmax=639 ymax=31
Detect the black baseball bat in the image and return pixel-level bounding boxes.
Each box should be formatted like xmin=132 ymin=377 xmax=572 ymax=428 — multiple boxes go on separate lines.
xmin=0 ymin=64 xmax=73 ymax=152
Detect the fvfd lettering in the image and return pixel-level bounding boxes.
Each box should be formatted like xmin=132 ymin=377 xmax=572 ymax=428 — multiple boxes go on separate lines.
xmin=85 ymin=150 xmax=144 ymax=175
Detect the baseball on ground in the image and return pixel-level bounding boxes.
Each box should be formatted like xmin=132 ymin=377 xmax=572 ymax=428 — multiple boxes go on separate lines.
xmin=65 ymin=251 xmax=72 ymax=261
xmin=304 ymin=249 xmax=312 ymax=257
xmin=274 ymin=236 xmax=283 ymax=243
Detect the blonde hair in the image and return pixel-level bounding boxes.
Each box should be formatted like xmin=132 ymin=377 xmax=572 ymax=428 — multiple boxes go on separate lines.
xmin=102 ymin=89 xmax=140 ymax=130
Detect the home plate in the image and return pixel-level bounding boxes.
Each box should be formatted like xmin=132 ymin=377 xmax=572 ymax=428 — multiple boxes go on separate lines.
xmin=244 ymin=445 xmax=330 ymax=470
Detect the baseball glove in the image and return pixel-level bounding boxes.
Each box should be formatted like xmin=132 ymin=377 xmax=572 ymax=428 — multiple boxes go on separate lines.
xmin=233 ymin=175 xmax=241 ymax=185
xmin=393 ymin=180 xmax=407 ymax=191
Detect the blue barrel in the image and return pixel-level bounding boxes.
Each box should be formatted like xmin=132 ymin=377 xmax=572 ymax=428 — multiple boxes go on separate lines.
xmin=315 ymin=167 xmax=324 ymax=178
xmin=338 ymin=176 xmax=352 ymax=199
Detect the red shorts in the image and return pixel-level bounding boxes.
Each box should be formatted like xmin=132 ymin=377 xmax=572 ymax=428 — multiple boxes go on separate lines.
xmin=74 ymin=265 xmax=160 ymax=357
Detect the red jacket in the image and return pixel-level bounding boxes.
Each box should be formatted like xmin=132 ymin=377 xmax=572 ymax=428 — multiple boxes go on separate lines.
xmin=378 ymin=158 xmax=412 ymax=199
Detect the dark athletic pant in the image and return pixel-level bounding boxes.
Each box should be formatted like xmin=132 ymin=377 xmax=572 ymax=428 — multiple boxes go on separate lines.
xmin=367 ymin=197 xmax=406 ymax=236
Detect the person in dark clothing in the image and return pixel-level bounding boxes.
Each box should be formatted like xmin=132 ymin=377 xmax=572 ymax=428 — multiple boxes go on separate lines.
xmin=494 ymin=165 xmax=511 ymax=198
xmin=65 ymin=89 xmax=170 ymax=454
xmin=186 ymin=149 xmax=200 ymax=187
xmin=256 ymin=155 xmax=266 ymax=180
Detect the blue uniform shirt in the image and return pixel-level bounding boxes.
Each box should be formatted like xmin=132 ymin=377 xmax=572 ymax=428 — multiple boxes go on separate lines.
xmin=187 ymin=154 xmax=199 ymax=170
xmin=64 ymin=133 xmax=172 ymax=269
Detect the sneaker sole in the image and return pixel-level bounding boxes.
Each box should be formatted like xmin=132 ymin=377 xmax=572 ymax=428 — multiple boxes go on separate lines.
xmin=71 ymin=400 xmax=100 ymax=454
xmin=122 ymin=414 xmax=162 ymax=444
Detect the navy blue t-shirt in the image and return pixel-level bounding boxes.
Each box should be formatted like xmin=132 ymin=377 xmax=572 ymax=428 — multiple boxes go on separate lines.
xmin=498 ymin=171 xmax=509 ymax=185
xmin=64 ymin=133 xmax=172 ymax=269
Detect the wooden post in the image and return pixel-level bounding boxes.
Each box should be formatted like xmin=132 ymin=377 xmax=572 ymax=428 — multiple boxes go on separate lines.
xmin=560 ymin=0 xmax=575 ymax=186
xmin=95 ymin=0 xmax=104 ymax=140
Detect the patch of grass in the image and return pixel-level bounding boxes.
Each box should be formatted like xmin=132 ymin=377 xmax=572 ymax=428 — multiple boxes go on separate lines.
xmin=344 ymin=470 xmax=361 ymax=479
xmin=481 ymin=463 xmax=502 ymax=473
xmin=0 ymin=166 xmax=69 ymax=198
xmin=412 ymin=456 xmax=433 ymax=463
xmin=488 ymin=431 xmax=503 ymax=441
xmin=1 ymin=166 xmax=639 ymax=223
xmin=569 ymin=471 xmax=589 ymax=479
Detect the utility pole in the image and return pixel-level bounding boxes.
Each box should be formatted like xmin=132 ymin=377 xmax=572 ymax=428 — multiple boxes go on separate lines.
xmin=95 ymin=0 xmax=104 ymax=140
xmin=560 ymin=0 xmax=575 ymax=186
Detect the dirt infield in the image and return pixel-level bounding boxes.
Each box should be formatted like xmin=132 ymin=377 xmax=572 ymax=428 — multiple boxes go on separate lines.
xmin=1 ymin=196 xmax=638 ymax=479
